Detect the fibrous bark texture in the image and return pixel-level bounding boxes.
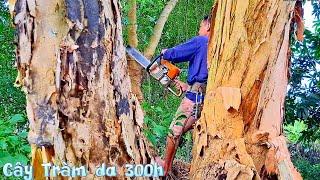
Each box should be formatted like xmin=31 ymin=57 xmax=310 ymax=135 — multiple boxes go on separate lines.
xmin=190 ymin=0 xmax=302 ymax=179
xmin=13 ymin=0 xmax=155 ymax=178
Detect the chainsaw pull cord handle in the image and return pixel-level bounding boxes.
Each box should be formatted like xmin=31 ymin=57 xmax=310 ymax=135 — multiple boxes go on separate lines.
xmin=168 ymin=85 xmax=183 ymax=97
xmin=168 ymin=79 xmax=184 ymax=97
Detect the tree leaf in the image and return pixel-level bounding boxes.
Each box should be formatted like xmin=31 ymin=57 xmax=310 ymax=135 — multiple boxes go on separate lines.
xmin=9 ymin=114 xmax=25 ymax=124
xmin=13 ymin=154 xmax=29 ymax=165
xmin=0 ymin=141 xmax=8 ymax=149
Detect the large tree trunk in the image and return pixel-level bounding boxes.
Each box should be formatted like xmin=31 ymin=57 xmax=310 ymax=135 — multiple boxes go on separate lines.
xmin=190 ymin=0 xmax=302 ymax=179
xmin=13 ymin=0 xmax=156 ymax=178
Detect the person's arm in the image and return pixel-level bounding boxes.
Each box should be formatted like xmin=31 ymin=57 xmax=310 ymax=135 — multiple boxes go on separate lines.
xmin=162 ymin=37 xmax=199 ymax=63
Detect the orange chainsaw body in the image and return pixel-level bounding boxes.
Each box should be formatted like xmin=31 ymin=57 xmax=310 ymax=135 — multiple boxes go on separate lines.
xmin=161 ymin=60 xmax=180 ymax=80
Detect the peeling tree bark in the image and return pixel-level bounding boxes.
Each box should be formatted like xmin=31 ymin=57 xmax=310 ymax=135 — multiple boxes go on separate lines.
xmin=190 ymin=0 xmax=302 ymax=179
xmin=13 ymin=0 xmax=156 ymax=178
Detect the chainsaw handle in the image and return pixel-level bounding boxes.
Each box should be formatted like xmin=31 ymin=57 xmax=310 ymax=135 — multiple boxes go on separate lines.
xmin=168 ymin=86 xmax=183 ymax=97
xmin=146 ymin=54 xmax=162 ymax=73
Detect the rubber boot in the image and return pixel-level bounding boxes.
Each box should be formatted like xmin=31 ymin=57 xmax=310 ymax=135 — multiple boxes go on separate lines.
xmin=163 ymin=135 xmax=180 ymax=176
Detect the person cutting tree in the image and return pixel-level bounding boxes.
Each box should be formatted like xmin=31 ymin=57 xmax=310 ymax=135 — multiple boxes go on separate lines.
xmin=155 ymin=15 xmax=211 ymax=176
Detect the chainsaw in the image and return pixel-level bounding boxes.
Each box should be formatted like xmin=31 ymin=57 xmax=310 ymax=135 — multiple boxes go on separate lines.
xmin=126 ymin=46 xmax=183 ymax=97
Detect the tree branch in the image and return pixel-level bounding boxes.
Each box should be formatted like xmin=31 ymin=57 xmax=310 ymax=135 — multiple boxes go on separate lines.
xmin=128 ymin=0 xmax=138 ymax=47
xmin=143 ymin=0 xmax=179 ymax=59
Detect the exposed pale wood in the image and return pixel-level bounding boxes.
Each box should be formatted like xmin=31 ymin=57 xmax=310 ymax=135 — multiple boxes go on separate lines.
xmin=190 ymin=0 xmax=302 ymax=179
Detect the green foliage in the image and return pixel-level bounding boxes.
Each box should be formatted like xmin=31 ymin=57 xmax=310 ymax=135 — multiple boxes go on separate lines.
xmin=158 ymin=0 xmax=212 ymax=50
xmin=0 ymin=3 xmax=30 ymax=177
xmin=0 ymin=114 xmax=30 ymax=168
xmin=293 ymin=158 xmax=320 ymax=180
xmin=141 ymin=93 xmax=179 ymax=147
xmin=284 ymin=120 xmax=308 ymax=144
xmin=0 ymin=3 xmax=25 ymax=119
xmin=121 ymin=0 xmax=167 ymax=50
xmin=121 ymin=0 xmax=212 ymax=52
xmin=286 ymin=2 xmax=320 ymax=142
xmin=143 ymin=103 xmax=170 ymax=144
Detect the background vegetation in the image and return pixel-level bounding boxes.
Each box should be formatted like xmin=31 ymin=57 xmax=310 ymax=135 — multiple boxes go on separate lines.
xmin=0 ymin=2 xmax=29 ymax=171
xmin=0 ymin=0 xmax=319 ymax=179
xmin=121 ymin=0 xmax=213 ymax=161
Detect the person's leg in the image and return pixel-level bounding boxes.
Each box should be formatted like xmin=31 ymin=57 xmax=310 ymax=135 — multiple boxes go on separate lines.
xmin=183 ymin=98 xmax=204 ymax=133
xmin=155 ymin=97 xmax=194 ymax=176
xmin=182 ymin=115 xmax=198 ymax=133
